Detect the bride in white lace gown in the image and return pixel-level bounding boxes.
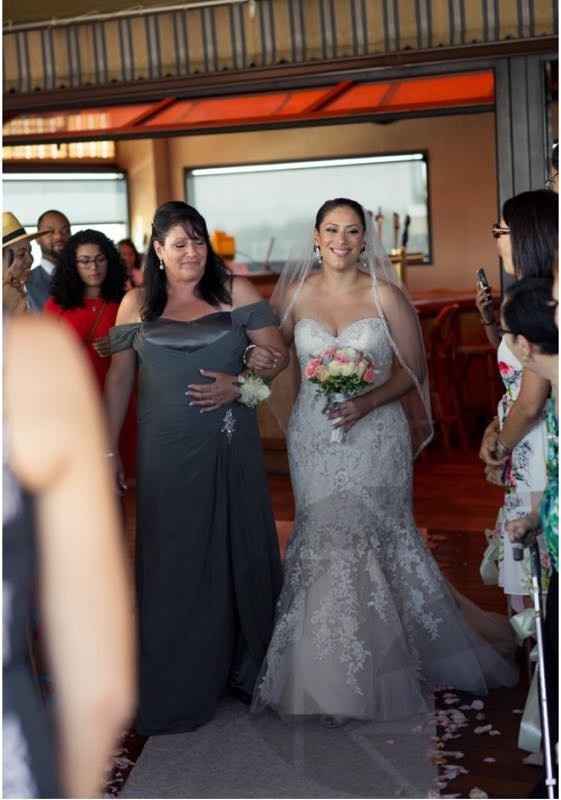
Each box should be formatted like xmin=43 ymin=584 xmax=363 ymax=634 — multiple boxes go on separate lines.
xmin=251 ymin=198 xmax=518 ymax=723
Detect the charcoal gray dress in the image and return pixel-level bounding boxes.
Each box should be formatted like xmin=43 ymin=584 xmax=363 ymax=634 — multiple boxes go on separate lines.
xmin=109 ymin=300 xmax=282 ymax=736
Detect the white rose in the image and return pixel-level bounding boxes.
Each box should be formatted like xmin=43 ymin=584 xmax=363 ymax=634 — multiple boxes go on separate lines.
xmin=339 ymin=362 xmax=354 ymax=377
xmin=328 ymin=361 xmax=342 ymax=377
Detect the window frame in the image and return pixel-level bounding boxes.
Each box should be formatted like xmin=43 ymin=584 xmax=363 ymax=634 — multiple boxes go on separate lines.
xmin=184 ymin=149 xmax=433 ymax=267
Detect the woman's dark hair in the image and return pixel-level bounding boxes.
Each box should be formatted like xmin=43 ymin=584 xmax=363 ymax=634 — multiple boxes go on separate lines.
xmin=142 ymin=201 xmax=231 ymax=321
xmin=50 ymin=229 xmax=125 ymax=309
xmin=315 ymin=198 xmax=367 ymax=230
xmin=117 ymin=237 xmax=142 ymax=270
xmin=503 ymin=276 xmax=558 ymax=355
xmin=502 ymin=190 xmax=558 ymax=278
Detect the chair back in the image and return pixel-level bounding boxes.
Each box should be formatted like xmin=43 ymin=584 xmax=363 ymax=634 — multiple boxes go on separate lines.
xmin=429 ymin=303 xmax=461 ymax=361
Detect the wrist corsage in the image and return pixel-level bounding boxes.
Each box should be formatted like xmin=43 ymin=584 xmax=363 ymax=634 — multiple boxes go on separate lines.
xmin=237 ymin=372 xmax=271 ymax=407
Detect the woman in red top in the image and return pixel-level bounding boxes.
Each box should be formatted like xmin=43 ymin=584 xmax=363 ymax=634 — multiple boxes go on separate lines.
xmin=44 ymin=229 xmax=136 ymax=478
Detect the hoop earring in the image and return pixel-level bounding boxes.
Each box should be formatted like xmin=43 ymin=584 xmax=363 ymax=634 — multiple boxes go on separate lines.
xmin=313 ymin=244 xmax=322 ymax=264
xmin=159 ymin=259 xmax=165 ymax=271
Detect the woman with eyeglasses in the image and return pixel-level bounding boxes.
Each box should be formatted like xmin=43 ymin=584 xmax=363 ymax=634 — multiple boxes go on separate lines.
xmin=477 ymin=189 xmax=558 ymax=615
xmin=44 ymin=229 xmax=136 ymax=478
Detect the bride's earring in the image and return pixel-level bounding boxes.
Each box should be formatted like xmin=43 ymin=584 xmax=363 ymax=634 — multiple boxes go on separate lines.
xmin=159 ymin=259 xmax=165 ymax=271
xmin=313 ymin=244 xmax=322 ymax=264
xmin=359 ymin=244 xmax=368 ymax=267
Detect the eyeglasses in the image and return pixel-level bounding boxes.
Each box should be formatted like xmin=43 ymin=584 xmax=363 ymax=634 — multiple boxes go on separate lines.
xmin=76 ymin=255 xmax=108 ymax=266
xmin=546 ymin=172 xmax=558 ymax=190
xmin=491 ymin=224 xmax=511 ymax=239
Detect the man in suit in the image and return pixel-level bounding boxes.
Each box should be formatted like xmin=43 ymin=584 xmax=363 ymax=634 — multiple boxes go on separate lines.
xmin=26 ymin=209 xmax=71 ymax=311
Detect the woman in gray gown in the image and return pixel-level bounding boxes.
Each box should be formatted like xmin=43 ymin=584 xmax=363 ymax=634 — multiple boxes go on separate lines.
xmin=102 ymin=201 xmax=287 ymax=735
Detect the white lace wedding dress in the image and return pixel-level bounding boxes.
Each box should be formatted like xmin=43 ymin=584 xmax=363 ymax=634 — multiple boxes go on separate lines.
xmin=252 ymin=317 xmax=518 ymax=722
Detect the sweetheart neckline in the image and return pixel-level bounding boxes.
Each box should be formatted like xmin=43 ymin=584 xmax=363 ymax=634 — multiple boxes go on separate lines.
xmin=294 ymin=317 xmax=383 ymax=339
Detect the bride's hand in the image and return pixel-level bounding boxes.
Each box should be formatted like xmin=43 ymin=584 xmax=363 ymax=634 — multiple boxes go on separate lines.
xmin=246 ymin=345 xmax=283 ymax=373
xmin=186 ymin=369 xmax=241 ymax=412
xmin=327 ymin=394 xmax=374 ymax=431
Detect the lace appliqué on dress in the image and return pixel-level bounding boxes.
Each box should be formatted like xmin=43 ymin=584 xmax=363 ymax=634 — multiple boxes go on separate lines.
xmin=253 ymin=318 xmax=517 ymax=721
xmin=221 ymin=409 xmax=236 ymax=443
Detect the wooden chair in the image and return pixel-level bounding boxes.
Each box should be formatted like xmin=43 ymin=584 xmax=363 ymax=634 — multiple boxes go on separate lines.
xmin=456 ymin=341 xmax=501 ymax=420
xmin=427 ymin=303 xmax=470 ymax=449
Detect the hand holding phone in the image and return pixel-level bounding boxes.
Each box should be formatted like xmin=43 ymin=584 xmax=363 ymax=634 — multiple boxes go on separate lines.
xmin=475 ymin=267 xmax=493 ymax=318
xmin=476 ymin=268 xmax=490 ymax=291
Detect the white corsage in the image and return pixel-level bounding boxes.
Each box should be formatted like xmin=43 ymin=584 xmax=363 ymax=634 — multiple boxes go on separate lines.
xmin=238 ymin=372 xmax=271 ymax=407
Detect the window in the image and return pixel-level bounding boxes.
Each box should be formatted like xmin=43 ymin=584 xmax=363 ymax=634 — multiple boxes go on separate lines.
xmin=186 ymin=153 xmax=431 ymax=270
xmin=3 ymin=170 xmax=129 ymax=261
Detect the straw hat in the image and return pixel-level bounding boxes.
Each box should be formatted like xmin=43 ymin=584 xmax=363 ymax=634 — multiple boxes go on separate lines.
xmin=3 ymin=212 xmax=49 ymax=249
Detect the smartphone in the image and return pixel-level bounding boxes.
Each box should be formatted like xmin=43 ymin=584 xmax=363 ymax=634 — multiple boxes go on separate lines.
xmin=476 ymin=267 xmax=490 ymax=291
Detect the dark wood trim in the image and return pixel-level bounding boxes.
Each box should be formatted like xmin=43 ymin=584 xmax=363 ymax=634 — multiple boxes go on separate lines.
xmin=3 ymin=35 xmax=557 ymax=116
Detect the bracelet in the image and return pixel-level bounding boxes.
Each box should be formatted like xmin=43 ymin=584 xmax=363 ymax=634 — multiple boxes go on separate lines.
xmin=242 ymin=344 xmax=256 ymax=367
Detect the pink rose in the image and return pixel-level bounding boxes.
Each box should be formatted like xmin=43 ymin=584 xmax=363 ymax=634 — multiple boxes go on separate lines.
xmin=498 ymin=361 xmax=511 ymax=376
xmin=304 ymin=357 xmax=322 ymax=379
xmin=363 ymin=366 xmax=376 ymax=383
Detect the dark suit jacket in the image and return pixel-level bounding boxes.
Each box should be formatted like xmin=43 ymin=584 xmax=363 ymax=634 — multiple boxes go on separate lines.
xmin=26 ymin=266 xmax=52 ymax=312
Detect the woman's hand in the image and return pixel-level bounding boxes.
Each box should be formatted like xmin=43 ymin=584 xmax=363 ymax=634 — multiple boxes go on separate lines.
xmin=475 ymin=284 xmax=494 ymax=322
xmin=506 ymin=513 xmax=540 ymax=544
xmin=484 ymin=463 xmax=507 ymax=486
xmin=246 ymin=345 xmax=284 ymax=374
xmin=479 ymin=417 xmax=507 ymax=467
xmin=186 ymin=370 xmax=241 ymax=412
xmin=327 ymin=393 xmax=374 ymax=432
xmin=93 ymin=335 xmax=111 ymax=357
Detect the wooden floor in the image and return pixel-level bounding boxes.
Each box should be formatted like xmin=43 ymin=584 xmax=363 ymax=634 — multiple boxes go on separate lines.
xmin=121 ymin=443 xmax=541 ymax=799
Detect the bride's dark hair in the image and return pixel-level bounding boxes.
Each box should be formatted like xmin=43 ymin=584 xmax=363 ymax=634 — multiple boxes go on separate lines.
xmin=142 ymin=201 xmax=231 ymax=321
xmin=315 ymin=198 xmax=366 ymax=230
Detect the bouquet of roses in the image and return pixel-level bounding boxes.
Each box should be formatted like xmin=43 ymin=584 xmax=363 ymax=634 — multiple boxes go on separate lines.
xmin=304 ymin=346 xmax=377 ymax=443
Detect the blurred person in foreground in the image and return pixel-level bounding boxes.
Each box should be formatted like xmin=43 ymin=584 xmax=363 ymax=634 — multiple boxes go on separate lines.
xmin=3 ymin=314 xmax=135 ymax=797
xmin=502 ymin=274 xmax=558 ymax=798
xmin=26 ymin=209 xmax=71 ymax=312
xmin=118 ymin=238 xmax=144 ymax=289
xmin=478 ymin=190 xmax=557 ymax=612
xmin=44 ymin=229 xmax=136 ymax=480
xmin=3 ymin=212 xmax=48 ymax=314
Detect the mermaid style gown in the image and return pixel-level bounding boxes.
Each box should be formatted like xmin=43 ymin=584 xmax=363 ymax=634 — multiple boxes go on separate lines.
xmin=253 ymin=317 xmax=518 ymax=721
xmin=109 ymin=300 xmax=282 ymax=735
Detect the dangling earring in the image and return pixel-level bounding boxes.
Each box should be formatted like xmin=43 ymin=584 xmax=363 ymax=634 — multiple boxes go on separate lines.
xmin=359 ymin=244 xmax=368 ymax=268
xmin=313 ymin=244 xmax=322 ymax=264
xmin=159 ymin=259 xmax=165 ymax=271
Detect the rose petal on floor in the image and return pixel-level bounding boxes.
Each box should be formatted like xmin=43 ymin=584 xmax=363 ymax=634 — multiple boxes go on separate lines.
xmin=474 ymin=724 xmax=492 ymax=734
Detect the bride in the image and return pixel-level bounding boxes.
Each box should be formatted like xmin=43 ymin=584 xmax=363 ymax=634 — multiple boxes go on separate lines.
xmin=249 ymin=197 xmax=518 ymax=723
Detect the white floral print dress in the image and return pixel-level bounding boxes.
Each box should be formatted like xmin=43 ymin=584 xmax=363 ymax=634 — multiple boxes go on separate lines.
xmin=494 ymin=338 xmax=549 ymax=601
